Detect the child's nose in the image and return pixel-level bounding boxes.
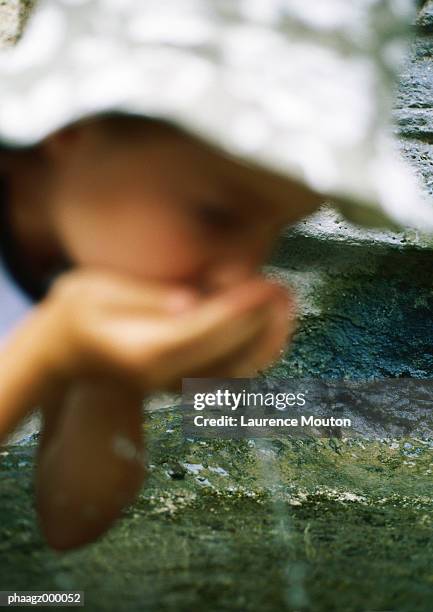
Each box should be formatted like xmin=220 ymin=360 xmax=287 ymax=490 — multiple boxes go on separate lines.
xmin=203 ymin=228 xmax=278 ymax=293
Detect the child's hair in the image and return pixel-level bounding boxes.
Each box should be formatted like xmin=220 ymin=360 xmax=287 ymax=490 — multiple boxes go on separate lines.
xmin=61 ymin=111 xmax=186 ymax=144
xmin=0 ymin=111 xmax=187 ymax=162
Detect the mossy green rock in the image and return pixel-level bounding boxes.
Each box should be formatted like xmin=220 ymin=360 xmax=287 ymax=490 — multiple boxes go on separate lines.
xmin=1 ymin=410 xmax=432 ymax=612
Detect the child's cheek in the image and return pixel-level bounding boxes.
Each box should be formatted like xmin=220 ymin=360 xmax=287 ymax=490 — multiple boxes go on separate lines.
xmin=53 ymin=189 xmax=216 ymax=285
xmin=116 ymin=206 xmax=220 ymax=285
xmin=129 ymin=225 xmax=209 ymax=284
xmin=76 ymin=215 xmax=210 ymax=285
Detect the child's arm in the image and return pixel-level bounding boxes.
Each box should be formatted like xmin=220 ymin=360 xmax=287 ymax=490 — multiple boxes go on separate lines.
xmin=0 ymin=270 xmax=287 ymax=441
xmin=0 ymin=270 xmax=293 ymax=549
xmin=36 ymin=379 xmax=145 ymax=551
xmin=0 ymin=304 xmax=64 ymax=438
xmin=33 ymin=274 xmax=294 ymax=551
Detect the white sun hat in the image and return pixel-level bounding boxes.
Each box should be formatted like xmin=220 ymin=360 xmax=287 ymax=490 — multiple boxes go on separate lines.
xmin=0 ymin=0 xmax=432 ymax=231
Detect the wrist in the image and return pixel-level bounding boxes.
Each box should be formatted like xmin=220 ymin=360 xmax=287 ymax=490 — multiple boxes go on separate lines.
xmin=0 ymin=303 xmax=70 ymax=438
xmin=31 ymin=299 xmax=75 ymax=385
xmin=5 ymin=300 xmax=73 ymax=394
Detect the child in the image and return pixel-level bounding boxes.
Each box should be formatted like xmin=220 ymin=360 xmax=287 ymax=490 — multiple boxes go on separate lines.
xmin=0 ymin=113 xmax=323 ymax=549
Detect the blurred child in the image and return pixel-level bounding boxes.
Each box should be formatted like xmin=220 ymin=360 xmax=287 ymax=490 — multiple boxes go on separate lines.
xmin=2 ymin=0 xmax=423 ymax=554
xmin=0 ymin=113 xmax=323 ymax=549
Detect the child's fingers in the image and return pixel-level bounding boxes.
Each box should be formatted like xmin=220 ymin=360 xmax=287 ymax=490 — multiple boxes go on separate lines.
xmin=232 ymin=285 xmax=296 ymax=376
xmin=52 ymin=269 xmax=199 ymax=315
xmin=148 ymin=307 xmax=269 ymax=388
xmin=186 ymin=285 xmax=296 ymax=379
xmin=173 ymin=278 xmax=286 ymax=342
xmin=145 ymin=280 xmax=289 ymax=387
xmin=105 ymin=282 xmax=199 ymax=315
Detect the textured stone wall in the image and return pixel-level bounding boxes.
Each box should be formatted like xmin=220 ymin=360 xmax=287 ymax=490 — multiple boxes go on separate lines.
xmin=268 ymin=1 xmax=433 ymax=393
xmin=0 ymin=0 xmax=34 ymax=47
xmin=397 ymin=1 xmax=433 ymax=201
xmin=0 ymin=0 xmax=21 ymax=47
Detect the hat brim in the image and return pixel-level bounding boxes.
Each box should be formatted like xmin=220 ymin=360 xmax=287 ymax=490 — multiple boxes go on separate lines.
xmin=0 ymin=0 xmax=431 ymax=230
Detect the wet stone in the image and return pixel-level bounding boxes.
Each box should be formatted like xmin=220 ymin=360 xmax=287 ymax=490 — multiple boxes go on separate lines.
xmin=0 ymin=1 xmax=34 ymax=48
xmin=166 ymin=462 xmax=187 ymax=480
xmin=1 ymin=412 xmax=432 ymax=612
xmin=417 ymin=0 xmax=433 ymax=30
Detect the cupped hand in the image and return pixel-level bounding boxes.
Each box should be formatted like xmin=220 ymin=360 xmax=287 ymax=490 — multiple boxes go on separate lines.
xmin=43 ymin=270 xmax=296 ymax=391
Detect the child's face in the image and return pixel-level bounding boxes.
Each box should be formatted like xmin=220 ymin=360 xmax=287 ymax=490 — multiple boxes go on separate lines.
xmin=46 ymin=124 xmax=291 ymax=292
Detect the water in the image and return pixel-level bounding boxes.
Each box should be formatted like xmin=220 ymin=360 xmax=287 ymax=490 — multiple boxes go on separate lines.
xmin=253 ymin=438 xmax=309 ymax=610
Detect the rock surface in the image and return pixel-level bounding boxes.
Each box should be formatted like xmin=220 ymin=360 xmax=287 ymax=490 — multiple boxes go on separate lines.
xmin=417 ymin=0 xmax=433 ymax=29
xmin=0 ymin=0 xmax=34 ymax=47
xmin=1 ymin=414 xmax=432 ymax=612
xmin=0 ymin=0 xmax=20 ymax=47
